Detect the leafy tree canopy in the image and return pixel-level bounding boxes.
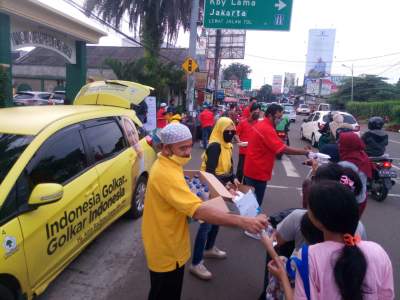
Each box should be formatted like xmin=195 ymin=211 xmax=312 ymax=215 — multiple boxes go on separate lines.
xmin=223 ymin=63 xmax=252 ymax=81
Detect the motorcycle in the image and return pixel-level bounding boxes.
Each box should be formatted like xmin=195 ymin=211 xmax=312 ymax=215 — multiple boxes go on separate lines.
xmin=368 ymin=155 xmax=397 ymax=202
xmin=276 ymin=130 xmax=290 ymax=160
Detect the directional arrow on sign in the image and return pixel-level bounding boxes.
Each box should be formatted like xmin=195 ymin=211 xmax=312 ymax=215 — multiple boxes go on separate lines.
xmin=275 ymin=0 xmax=287 ymax=11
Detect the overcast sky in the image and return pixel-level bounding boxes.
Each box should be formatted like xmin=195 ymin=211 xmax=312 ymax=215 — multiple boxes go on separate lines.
xmin=40 ymin=0 xmax=400 ymax=88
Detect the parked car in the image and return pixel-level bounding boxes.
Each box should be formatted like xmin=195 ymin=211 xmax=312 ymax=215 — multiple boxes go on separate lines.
xmin=0 ymin=81 xmax=157 ymax=300
xmin=296 ymin=104 xmax=311 ymax=115
xmin=300 ymin=111 xmax=360 ymax=146
xmin=13 ymin=91 xmax=52 ymax=106
xmin=283 ymin=104 xmax=296 ymax=122
xmin=49 ymin=91 xmax=66 ymax=105
xmin=317 ymin=103 xmax=331 ymax=111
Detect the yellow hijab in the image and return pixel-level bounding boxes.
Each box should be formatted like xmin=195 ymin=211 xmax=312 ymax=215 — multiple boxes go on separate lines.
xmin=201 ymin=117 xmax=235 ymax=176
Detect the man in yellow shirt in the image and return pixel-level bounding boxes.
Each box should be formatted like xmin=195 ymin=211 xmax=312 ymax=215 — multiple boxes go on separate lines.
xmin=142 ymin=123 xmax=267 ymax=300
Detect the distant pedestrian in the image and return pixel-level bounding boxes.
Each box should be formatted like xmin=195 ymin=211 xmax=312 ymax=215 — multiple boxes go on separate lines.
xmin=236 ymin=102 xmax=261 ymax=182
xmin=142 ymin=123 xmax=267 ymax=300
xmin=198 ymin=104 xmax=215 ymax=149
xmin=157 ymin=103 xmax=168 ymax=129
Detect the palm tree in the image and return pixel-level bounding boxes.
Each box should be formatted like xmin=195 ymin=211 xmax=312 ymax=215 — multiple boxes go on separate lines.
xmin=84 ymin=0 xmax=194 ymax=59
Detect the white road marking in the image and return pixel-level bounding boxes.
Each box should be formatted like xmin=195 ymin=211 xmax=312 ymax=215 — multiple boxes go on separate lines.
xmin=388 ymin=194 xmax=400 ymax=198
xmin=268 ymin=184 xmax=302 ymax=191
xmin=392 ymin=164 xmax=400 ymax=171
xmin=281 ymin=155 xmax=300 ymax=178
xmin=389 ymin=139 xmax=400 ymax=144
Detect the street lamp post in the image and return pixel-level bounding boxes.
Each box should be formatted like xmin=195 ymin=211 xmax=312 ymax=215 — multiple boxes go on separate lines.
xmin=342 ymin=64 xmax=354 ymax=102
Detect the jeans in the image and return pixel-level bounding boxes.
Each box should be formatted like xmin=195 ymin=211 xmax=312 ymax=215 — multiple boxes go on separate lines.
xmin=192 ymin=223 xmax=219 ymax=265
xmin=202 ymin=126 xmax=212 ymax=149
xmin=244 ymin=176 xmax=267 ymax=206
xmin=148 ymin=264 xmax=185 ymax=300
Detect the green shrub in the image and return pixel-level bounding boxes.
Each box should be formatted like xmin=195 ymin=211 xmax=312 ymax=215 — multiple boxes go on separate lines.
xmin=346 ymin=101 xmax=400 ymax=122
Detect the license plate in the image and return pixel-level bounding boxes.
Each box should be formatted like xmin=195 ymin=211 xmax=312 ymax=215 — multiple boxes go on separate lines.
xmin=379 ymin=170 xmax=397 ymax=178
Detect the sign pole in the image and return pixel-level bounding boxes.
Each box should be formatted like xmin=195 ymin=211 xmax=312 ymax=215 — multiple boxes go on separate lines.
xmin=186 ymin=0 xmax=199 ymax=113
xmin=213 ymin=29 xmax=221 ymax=105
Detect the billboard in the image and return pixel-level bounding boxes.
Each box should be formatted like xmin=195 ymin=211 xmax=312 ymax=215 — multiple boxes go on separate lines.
xmin=272 ymin=75 xmax=283 ymax=94
xmin=284 ymin=72 xmax=296 ymax=93
xmin=207 ymin=29 xmax=246 ymax=59
xmin=305 ymin=29 xmax=336 ymax=78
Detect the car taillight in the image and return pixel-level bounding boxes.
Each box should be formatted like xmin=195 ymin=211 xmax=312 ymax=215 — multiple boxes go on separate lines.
xmin=383 ymin=161 xmax=392 ymax=169
xmin=354 ymin=125 xmax=360 ymax=132
xmin=277 ymin=132 xmax=285 ymax=137
xmin=145 ymin=136 xmax=153 ymax=146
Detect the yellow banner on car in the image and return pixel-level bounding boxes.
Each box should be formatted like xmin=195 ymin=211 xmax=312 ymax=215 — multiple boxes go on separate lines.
xmin=74 ymin=80 xmax=154 ymax=109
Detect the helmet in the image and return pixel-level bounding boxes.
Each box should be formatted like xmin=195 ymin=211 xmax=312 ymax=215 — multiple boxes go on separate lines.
xmin=368 ymin=116 xmax=384 ymax=130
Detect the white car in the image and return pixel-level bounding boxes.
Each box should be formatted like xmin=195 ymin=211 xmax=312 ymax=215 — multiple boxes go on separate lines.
xmin=300 ymin=111 xmax=360 ymax=147
xmin=283 ymin=104 xmax=296 ymax=122
xmin=13 ymin=91 xmax=51 ymax=106
xmin=296 ymin=104 xmax=311 ymax=115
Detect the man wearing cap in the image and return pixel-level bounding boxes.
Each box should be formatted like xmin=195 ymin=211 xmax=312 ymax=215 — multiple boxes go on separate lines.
xmin=156 ymin=103 xmax=168 ymax=129
xmin=198 ymin=104 xmax=214 ymax=148
xmin=142 ymin=123 xmax=268 ymax=300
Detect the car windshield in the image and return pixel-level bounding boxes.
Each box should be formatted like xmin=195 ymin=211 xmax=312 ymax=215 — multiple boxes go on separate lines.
xmin=14 ymin=93 xmax=33 ymax=100
xmin=300 ymin=104 xmax=308 ymax=108
xmin=284 ymin=106 xmax=294 ymax=112
xmin=322 ymin=113 xmax=357 ymax=124
xmin=0 ymin=133 xmax=33 ymax=184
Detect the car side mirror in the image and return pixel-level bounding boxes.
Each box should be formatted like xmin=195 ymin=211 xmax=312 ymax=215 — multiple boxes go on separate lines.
xmin=28 ymin=183 xmax=64 ymax=207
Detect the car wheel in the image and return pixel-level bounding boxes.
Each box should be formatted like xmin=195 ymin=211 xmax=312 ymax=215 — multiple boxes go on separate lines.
xmin=126 ymin=175 xmax=148 ymax=219
xmin=311 ymin=134 xmax=318 ymax=148
xmin=300 ymin=128 xmax=305 ymax=140
xmin=0 ymin=284 xmax=15 ymax=300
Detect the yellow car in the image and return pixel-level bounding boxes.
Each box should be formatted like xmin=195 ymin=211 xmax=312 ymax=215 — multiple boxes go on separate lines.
xmin=0 ymin=82 xmax=157 ymax=300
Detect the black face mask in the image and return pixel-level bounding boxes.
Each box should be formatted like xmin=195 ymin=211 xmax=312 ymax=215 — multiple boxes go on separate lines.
xmin=223 ymin=130 xmax=236 ymax=143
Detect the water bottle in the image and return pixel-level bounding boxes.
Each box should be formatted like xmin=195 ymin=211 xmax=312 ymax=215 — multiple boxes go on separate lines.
xmin=202 ymin=187 xmax=210 ymax=201
xmin=189 ymin=184 xmax=197 ymax=194
xmin=196 ymin=191 xmax=204 ymax=201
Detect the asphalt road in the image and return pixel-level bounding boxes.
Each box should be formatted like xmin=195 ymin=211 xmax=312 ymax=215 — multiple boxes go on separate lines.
xmin=39 ymin=116 xmax=400 ymax=300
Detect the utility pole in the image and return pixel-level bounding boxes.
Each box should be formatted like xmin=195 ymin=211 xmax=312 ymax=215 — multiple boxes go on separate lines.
xmin=342 ymin=63 xmax=354 ymax=102
xmin=186 ymin=0 xmax=199 ymax=113
xmin=213 ymin=29 xmax=222 ymax=104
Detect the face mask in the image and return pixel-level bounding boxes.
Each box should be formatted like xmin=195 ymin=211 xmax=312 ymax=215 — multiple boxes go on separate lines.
xmin=251 ymin=113 xmax=260 ymax=120
xmin=170 ymin=155 xmax=191 ymax=166
xmin=223 ymin=130 xmax=236 ymax=143
xmin=274 ymin=117 xmax=282 ymax=125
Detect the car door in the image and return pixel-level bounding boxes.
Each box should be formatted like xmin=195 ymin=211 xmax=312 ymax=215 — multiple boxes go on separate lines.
xmin=81 ymin=117 xmax=133 ymax=231
xmin=17 ymin=124 xmax=101 ymax=292
xmin=310 ymin=112 xmax=321 ymax=137
xmin=303 ymin=113 xmax=315 ymax=139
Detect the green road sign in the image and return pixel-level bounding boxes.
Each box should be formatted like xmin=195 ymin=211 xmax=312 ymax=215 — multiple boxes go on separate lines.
xmin=242 ymin=79 xmax=252 ymax=90
xmin=204 ymin=0 xmax=293 ymax=31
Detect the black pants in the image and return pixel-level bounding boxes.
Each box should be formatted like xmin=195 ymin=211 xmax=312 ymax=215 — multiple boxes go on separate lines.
xmin=236 ymin=154 xmax=245 ymax=182
xmin=148 ymin=264 xmax=185 ymax=300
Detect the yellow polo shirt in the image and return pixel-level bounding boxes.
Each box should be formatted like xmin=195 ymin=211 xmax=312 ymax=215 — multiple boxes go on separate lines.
xmin=142 ymin=154 xmax=202 ymax=272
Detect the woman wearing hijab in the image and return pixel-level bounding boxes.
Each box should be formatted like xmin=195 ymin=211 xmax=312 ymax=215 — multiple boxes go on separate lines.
xmin=338 ymin=132 xmax=373 ymax=215
xmin=190 ymin=117 xmax=239 ymax=280
xmin=329 ymin=112 xmax=353 ymax=140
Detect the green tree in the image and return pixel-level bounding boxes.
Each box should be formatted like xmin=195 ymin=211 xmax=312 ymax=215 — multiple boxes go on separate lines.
xmin=293 ymin=85 xmax=305 ymax=95
xmin=0 ymin=65 xmax=11 ymax=107
xmin=104 ymin=57 xmax=186 ymax=100
xmin=223 ymin=63 xmax=252 ymax=81
xmin=84 ymin=0 xmax=194 ymax=59
xmin=257 ymin=84 xmax=272 ymax=101
xmin=329 ymin=75 xmax=399 ymax=107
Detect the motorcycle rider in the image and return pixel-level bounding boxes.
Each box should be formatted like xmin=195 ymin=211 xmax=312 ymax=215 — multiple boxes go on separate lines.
xmin=362 ymin=116 xmax=389 ymax=157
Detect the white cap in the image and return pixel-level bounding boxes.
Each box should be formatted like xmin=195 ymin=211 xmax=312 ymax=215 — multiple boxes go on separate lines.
xmin=160 ymin=123 xmax=192 ymax=145
xmin=160 ymin=103 xmax=167 ymax=107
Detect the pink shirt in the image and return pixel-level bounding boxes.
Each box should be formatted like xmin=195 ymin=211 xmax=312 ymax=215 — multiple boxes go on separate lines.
xmin=295 ymin=241 xmax=394 ymax=300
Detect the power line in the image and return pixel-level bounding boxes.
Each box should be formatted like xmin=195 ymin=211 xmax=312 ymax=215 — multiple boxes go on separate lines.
xmin=246 ymin=51 xmax=400 ymax=64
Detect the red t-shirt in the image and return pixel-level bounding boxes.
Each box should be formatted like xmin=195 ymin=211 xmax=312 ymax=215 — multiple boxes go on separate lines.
xmin=199 ymin=109 xmax=215 ymax=128
xmin=236 ymin=118 xmax=257 ymax=155
xmin=244 ymin=118 xmax=286 ymax=181
xmin=157 ymin=108 xmax=167 ymax=128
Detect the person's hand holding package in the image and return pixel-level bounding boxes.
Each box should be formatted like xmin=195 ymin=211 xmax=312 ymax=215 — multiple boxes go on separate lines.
xmin=241 ymin=214 xmax=268 ymax=234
